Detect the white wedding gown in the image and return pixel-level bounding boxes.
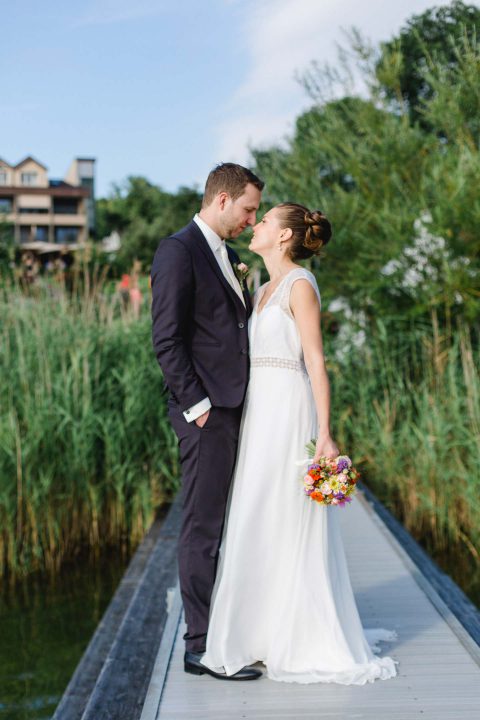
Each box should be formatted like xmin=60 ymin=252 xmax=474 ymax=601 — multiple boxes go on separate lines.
xmin=202 ymin=267 xmax=398 ymax=684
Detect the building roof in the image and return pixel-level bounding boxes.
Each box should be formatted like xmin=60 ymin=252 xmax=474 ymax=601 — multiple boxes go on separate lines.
xmin=14 ymin=155 xmax=48 ymax=170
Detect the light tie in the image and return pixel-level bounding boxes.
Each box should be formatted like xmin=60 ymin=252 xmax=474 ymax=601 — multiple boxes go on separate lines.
xmin=219 ymin=243 xmax=245 ymax=306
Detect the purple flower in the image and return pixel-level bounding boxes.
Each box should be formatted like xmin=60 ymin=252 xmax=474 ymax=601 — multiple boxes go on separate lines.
xmin=337 ymin=459 xmax=349 ymax=472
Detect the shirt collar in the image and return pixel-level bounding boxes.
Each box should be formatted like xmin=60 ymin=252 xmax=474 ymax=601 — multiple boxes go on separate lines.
xmin=193 ymin=213 xmax=224 ymax=252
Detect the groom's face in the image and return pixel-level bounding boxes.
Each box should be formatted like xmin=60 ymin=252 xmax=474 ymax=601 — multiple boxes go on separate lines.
xmin=221 ymin=183 xmax=262 ymax=239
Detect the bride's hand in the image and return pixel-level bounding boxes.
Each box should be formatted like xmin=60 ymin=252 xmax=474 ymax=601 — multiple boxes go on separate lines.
xmin=313 ymin=434 xmax=340 ymax=462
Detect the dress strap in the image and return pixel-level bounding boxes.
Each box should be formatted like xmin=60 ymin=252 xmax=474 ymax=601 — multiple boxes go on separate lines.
xmin=279 ymin=268 xmax=321 ymax=318
xmin=253 ymin=282 xmax=268 ymax=310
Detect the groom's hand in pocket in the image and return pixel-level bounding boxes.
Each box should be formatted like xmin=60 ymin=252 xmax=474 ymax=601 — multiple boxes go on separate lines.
xmin=195 ymin=409 xmax=210 ymax=428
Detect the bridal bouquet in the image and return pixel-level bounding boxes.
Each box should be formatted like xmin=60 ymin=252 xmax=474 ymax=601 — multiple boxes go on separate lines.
xmin=301 ymin=441 xmax=359 ymax=506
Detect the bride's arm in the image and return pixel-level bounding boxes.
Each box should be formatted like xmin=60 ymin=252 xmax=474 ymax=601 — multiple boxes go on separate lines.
xmin=290 ymin=279 xmax=340 ymax=461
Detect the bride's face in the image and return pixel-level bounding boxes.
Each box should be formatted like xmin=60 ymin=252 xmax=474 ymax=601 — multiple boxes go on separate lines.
xmin=249 ymin=209 xmax=283 ymax=255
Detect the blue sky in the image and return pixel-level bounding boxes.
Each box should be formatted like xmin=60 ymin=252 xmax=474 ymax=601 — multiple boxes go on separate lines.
xmin=1 ymin=0 xmax=461 ymax=197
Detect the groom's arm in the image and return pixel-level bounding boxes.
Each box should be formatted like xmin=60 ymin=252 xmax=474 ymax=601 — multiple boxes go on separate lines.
xmin=151 ymin=238 xmax=209 ymax=413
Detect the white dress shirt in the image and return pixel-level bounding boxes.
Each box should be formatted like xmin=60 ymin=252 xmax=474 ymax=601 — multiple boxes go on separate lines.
xmin=183 ymin=215 xmax=244 ymax=423
xmin=193 ymin=214 xmax=244 ymax=303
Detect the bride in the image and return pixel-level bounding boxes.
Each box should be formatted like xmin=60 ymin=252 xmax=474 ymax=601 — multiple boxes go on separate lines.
xmin=201 ymin=202 xmax=398 ymax=684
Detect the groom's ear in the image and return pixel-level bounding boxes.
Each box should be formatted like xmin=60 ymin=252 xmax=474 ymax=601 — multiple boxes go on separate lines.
xmin=217 ymin=191 xmax=229 ymax=211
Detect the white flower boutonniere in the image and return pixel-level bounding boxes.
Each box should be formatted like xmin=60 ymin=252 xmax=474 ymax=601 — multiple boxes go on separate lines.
xmin=233 ymin=262 xmax=249 ymax=291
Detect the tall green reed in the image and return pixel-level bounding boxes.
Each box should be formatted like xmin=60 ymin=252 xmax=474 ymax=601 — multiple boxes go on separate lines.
xmin=328 ymin=312 xmax=480 ymax=562
xmin=0 ymin=276 xmax=179 ymax=578
xmin=2 ymin=272 xmax=478 ymax=581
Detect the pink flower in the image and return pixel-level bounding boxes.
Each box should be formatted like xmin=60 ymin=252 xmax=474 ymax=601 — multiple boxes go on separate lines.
xmin=320 ymin=481 xmax=332 ymax=495
xmin=304 ymin=475 xmax=315 ymax=485
xmin=237 ymin=262 xmax=248 ymax=273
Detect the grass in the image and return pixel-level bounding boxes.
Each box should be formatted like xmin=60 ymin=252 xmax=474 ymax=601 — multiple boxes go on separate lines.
xmin=328 ymin=310 xmax=480 ymax=568
xmin=0 ymin=275 xmax=179 ymax=578
xmin=1 ymin=275 xmax=478 ymax=591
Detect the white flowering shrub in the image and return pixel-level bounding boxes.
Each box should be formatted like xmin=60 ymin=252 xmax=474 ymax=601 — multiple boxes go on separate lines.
xmin=380 ymin=212 xmax=476 ymax=306
xmin=327 ymin=297 xmax=367 ymax=363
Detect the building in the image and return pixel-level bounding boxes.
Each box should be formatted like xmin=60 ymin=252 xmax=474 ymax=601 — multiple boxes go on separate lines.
xmin=0 ymin=155 xmax=96 ymax=245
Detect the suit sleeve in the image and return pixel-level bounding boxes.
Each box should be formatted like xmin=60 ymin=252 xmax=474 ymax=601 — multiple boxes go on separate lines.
xmin=151 ymin=237 xmax=207 ymax=411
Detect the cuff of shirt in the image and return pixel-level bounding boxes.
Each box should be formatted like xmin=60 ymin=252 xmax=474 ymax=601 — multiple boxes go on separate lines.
xmin=183 ymin=397 xmax=212 ymax=423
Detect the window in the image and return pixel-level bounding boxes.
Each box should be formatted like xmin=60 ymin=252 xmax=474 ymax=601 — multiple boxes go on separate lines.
xmin=0 ymin=198 xmax=12 ymax=213
xmin=34 ymin=226 xmax=48 ymax=242
xmin=53 ymin=200 xmax=79 ymax=214
xmin=21 ymin=172 xmax=37 ymax=186
xmin=0 ymin=171 xmax=8 ymax=185
xmin=19 ymin=225 xmax=49 ymax=242
xmin=55 ymin=227 xmax=79 ymax=244
xmin=20 ymin=227 xmax=32 ymax=243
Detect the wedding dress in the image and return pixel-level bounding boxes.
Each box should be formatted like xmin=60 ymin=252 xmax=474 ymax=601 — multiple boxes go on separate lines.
xmin=202 ymin=267 xmax=398 ymax=684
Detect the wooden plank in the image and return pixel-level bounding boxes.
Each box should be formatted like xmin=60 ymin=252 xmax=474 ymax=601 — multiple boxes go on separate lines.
xmin=53 ymin=514 xmax=169 ymax=720
xmin=148 ymin=489 xmax=480 ymax=720
xmin=359 ymin=483 xmax=480 ymax=648
xmin=78 ymin=498 xmax=182 ymax=720
xmin=140 ymin=585 xmax=183 ymax=720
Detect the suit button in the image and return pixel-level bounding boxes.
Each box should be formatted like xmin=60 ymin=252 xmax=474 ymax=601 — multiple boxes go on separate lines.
xmin=238 ymin=322 xmax=245 ymax=329
xmin=240 ymin=349 xmax=247 ymax=355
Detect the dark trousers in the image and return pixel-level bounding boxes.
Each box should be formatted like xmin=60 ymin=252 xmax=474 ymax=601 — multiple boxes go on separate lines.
xmin=168 ymin=402 xmax=243 ymax=653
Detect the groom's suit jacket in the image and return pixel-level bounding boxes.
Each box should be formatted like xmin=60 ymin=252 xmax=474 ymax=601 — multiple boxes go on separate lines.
xmin=151 ymin=220 xmax=253 ymax=413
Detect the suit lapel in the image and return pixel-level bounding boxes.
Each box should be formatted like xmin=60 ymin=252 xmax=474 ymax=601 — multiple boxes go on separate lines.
xmin=189 ymin=222 xmax=247 ymax=313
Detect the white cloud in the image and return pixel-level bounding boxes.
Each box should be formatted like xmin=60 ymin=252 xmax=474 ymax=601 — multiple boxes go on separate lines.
xmin=215 ymin=0 xmax=438 ymax=165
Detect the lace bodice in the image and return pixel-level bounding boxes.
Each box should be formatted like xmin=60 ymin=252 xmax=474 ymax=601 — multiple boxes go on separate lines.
xmin=249 ymin=268 xmax=321 ymax=366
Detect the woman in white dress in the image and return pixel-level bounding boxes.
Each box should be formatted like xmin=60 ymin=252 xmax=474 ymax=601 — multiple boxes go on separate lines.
xmin=202 ymin=203 xmax=397 ymax=684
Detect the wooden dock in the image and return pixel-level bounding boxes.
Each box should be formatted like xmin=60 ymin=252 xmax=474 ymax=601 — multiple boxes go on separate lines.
xmin=140 ymin=491 xmax=480 ymax=720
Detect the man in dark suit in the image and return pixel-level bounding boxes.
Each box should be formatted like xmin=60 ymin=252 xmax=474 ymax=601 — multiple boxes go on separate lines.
xmin=151 ymin=163 xmax=264 ymax=680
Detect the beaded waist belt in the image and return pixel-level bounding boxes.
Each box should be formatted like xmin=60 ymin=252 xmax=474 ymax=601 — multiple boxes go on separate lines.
xmin=250 ymin=356 xmax=307 ymax=374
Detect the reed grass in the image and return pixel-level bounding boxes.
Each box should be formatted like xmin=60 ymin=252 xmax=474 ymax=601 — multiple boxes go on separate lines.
xmin=1 ymin=275 xmax=478 ymax=582
xmin=0 ymin=276 xmax=179 ymax=578
xmin=328 ymin=311 xmax=480 ymax=564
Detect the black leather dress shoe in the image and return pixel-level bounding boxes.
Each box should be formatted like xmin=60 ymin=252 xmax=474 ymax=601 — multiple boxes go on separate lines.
xmin=184 ymin=651 xmax=262 ymax=680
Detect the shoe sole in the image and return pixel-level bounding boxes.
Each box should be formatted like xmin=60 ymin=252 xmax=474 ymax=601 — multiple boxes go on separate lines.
xmin=184 ymin=664 xmax=206 ymax=676
xmin=184 ymin=664 xmax=261 ymax=680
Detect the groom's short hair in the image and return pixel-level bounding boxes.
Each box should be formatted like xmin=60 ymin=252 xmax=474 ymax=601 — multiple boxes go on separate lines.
xmin=202 ymin=163 xmax=264 ymax=207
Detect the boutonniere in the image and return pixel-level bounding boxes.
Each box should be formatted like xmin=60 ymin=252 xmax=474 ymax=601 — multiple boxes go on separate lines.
xmin=233 ymin=262 xmax=249 ymax=291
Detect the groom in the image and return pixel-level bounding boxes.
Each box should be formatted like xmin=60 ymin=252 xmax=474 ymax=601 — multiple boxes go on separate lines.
xmin=151 ymin=163 xmax=264 ymax=680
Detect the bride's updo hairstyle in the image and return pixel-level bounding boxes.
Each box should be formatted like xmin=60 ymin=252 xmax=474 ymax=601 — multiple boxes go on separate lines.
xmin=276 ymin=202 xmax=332 ymax=261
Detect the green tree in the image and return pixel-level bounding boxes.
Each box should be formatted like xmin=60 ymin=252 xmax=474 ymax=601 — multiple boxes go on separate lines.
xmin=0 ymin=218 xmax=14 ymax=275
xmin=97 ymin=177 xmax=202 ymax=272
xmin=376 ymin=1 xmax=480 ymax=122
xmin=252 ymin=28 xmax=480 ymax=326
